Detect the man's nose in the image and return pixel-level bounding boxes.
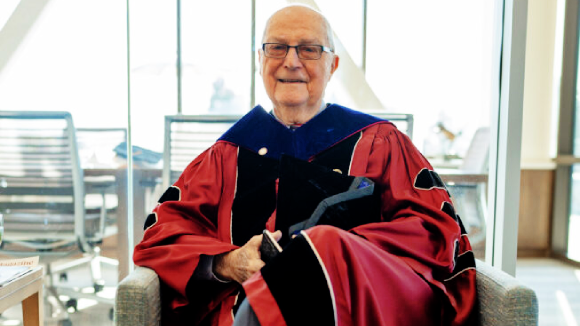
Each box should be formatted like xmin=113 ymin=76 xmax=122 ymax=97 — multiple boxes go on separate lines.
xmin=283 ymin=47 xmax=302 ymax=67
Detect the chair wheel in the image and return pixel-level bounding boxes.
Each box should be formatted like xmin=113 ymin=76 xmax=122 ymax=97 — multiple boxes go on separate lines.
xmin=94 ymin=280 xmax=105 ymax=293
xmin=109 ymin=307 xmax=114 ymax=321
xmin=65 ymin=299 xmax=78 ymax=311
xmin=59 ymin=273 xmax=68 ymax=282
xmin=60 ymin=319 xmax=73 ymax=326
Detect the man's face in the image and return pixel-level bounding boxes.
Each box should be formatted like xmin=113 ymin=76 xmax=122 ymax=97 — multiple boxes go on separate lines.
xmin=259 ymin=7 xmax=339 ymax=111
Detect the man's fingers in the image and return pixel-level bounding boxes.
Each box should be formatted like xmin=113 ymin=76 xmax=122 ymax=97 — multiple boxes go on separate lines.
xmin=236 ymin=254 xmax=266 ymax=284
xmin=272 ymin=230 xmax=282 ymax=241
xmin=249 ymin=234 xmax=264 ymax=248
xmin=251 ymin=233 xmax=263 ymax=242
xmin=252 ymin=259 xmax=265 ymax=271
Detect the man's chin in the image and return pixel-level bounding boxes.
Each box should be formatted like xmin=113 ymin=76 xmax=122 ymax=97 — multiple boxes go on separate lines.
xmin=274 ymin=99 xmax=310 ymax=110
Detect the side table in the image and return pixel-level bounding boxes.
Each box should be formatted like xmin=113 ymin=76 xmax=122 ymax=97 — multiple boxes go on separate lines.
xmin=0 ymin=266 xmax=43 ymax=326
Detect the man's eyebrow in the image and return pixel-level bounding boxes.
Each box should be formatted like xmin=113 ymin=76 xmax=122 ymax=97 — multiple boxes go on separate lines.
xmin=297 ymin=39 xmax=321 ymax=45
xmin=265 ymin=37 xmax=322 ymax=45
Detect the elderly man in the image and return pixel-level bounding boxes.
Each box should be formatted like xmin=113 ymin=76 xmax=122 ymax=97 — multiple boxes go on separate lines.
xmin=134 ymin=5 xmax=476 ymax=326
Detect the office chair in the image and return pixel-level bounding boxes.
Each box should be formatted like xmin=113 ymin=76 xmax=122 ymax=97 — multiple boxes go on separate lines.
xmin=77 ymin=127 xmax=127 ymax=241
xmin=0 ymin=111 xmax=115 ymax=325
xmin=163 ymin=115 xmax=242 ymax=189
xmin=445 ymin=127 xmax=490 ymax=248
xmin=367 ymin=112 xmax=414 ymax=140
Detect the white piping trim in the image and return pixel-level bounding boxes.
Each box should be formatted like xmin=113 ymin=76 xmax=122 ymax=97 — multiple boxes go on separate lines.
xmin=157 ymin=185 xmax=182 ymax=203
xmin=172 ymin=185 xmax=182 ymax=201
xmin=452 ymin=239 xmax=459 ymax=270
xmin=226 ymin=148 xmax=241 ymax=321
xmin=144 ymin=212 xmax=158 ymax=231
xmin=444 ymin=267 xmax=476 ymax=282
xmin=300 ymin=231 xmax=338 ymax=326
xmin=457 ymin=250 xmax=473 ymax=258
xmin=231 ymin=293 xmax=239 ymax=321
xmin=440 ymin=201 xmax=469 ymax=235
xmin=445 ymin=250 xmax=475 ymax=282
xmin=413 ymin=168 xmax=446 ymax=191
xmin=231 ymin=147 xmax=240 ymax=245
xmin=440 ymin=201 xmax=452 ymax=211
xmin=347 ymin=132 xmax=363 ymax=175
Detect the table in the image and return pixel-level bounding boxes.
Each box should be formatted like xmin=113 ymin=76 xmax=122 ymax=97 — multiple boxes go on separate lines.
xmin=0 ymin=267 xmax=43 ymax=326
xmin=437 ymin=170 xmax=489 ymax=184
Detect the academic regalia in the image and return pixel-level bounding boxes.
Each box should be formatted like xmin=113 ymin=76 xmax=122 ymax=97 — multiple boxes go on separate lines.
xmin=133 ymin=104 xmax=477 ymax=326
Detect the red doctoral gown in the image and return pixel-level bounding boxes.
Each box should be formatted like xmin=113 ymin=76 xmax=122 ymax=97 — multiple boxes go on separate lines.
xmin=133 ymin=104 xmax=477 ymax=326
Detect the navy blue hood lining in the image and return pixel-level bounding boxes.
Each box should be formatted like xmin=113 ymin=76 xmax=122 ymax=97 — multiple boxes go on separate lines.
xmin=218 ymin=104 xmax=385 ymax=161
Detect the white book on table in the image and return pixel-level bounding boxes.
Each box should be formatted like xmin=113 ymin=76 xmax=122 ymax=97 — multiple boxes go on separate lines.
xmin=0 ymin=256 xmax=39 ymax=286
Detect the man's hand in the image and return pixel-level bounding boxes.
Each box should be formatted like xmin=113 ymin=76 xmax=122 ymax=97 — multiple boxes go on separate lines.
xmin=214 ymin=230 xmax=282 ymax=284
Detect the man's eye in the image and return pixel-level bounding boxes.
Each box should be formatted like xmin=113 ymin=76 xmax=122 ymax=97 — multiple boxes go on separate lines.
xmin=301 ymin=46 xmax=317 ymax=53
xmin=271 ymin=45 xmax=287 ymax=51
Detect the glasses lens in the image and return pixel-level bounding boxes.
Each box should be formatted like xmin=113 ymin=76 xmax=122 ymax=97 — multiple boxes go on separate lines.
xmin=298 ymin=45 xmax=322 ymax=59
xmin=265 ymin=44 xmax=288 ymax=58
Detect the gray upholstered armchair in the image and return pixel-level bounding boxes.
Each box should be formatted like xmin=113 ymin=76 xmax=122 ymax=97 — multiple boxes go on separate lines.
xmin=115 ymin=259 xmax=538 ymax=326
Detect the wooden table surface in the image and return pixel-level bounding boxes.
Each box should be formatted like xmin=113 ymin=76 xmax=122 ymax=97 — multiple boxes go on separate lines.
xmin=0 ymin=266 xmax=43 ymax=326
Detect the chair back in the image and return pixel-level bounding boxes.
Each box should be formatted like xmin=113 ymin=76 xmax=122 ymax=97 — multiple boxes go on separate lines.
xmin=0 ymin=111 xmax=88 ymax=252
xmin=368 ymin=112 xmax=414 ymax=139
xmin=461 ymin=127 xmax=490 ymax=174
xmin=163 ymin=115 xmax=241 ymax=189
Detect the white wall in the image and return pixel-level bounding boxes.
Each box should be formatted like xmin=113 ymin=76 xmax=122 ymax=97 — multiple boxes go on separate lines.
xmin=521 ymin=0 xmax=560 ymax=169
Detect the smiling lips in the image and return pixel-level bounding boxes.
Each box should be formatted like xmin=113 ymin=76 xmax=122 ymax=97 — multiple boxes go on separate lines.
xmin=279 ymin=79 xmax=306 ymax=83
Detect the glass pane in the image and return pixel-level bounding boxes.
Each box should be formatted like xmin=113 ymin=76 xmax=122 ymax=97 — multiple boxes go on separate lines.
xmin=129 ymin=0 xmax=177 ymax=153
xmin=127 ymin=0 xmax=176 ymax=279
xmin=317 ymin=0 xmax=364 ymax=68
xmin=0 ymin=0 xmax=127 ymax=323
xmin=569 ymin=166 xmax=580 ymax=262
xmin=568 ymin=21 xmax=580 ymax=262
xmin=366 ymin=0 xmax=498 ymax=260
xmin=181 ymin=0 xmax=251 ymax=115
xmin=254 ymin=0 xmax=287 ymax=111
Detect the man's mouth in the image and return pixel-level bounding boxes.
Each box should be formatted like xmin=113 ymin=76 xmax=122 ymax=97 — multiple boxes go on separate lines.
xmin=279 ymin=79 xmax=305 ymax=83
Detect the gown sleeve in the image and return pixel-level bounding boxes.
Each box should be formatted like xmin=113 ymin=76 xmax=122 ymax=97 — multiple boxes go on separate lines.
xmin=133 ymin=143 xmax=240 ymax=325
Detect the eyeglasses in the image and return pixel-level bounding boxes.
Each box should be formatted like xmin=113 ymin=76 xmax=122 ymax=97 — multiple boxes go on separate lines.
xmin=262 ymin=43 xmax=334 ymax=60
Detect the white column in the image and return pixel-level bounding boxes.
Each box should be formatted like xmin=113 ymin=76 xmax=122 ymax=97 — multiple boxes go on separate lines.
xmin=486 ymin=0 xmax=528 ymax=276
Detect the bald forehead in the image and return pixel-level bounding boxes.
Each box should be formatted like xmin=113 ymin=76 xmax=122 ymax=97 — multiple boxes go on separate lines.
xmin=262 ymin=6 xmax=334 ymax=47
xmin=269 ymin=5 xmax=324 ymax=23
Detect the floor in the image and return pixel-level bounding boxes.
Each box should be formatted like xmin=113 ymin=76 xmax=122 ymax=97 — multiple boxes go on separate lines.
xmin=0 ymin=257 xmax=578 ymax=325
xmin=516 ymin=258 xmax=580 ymax=326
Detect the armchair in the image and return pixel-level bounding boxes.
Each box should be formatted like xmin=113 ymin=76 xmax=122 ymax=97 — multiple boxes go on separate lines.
xmin=115 ymin=259 xmax=538 ymax=326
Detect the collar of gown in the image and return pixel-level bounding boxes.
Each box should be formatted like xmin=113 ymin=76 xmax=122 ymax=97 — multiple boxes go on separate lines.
xmin=219 ymin=104 xmax=385 ymax=161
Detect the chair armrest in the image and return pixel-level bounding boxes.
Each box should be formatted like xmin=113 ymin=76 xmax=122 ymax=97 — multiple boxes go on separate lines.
xmin=475 ymin=259 xmax=538 ymax=326
xmin=115 ymin=266 xmax=161 ymax=326
xmin=114 ymin=260 xmax=539 ymax=326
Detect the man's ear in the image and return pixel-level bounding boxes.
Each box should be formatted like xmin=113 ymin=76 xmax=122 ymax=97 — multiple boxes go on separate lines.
xmin=330 ymin=55 xmax=339 ymax=75
xmin=258 ymin=49 xmax=264 ymax=75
